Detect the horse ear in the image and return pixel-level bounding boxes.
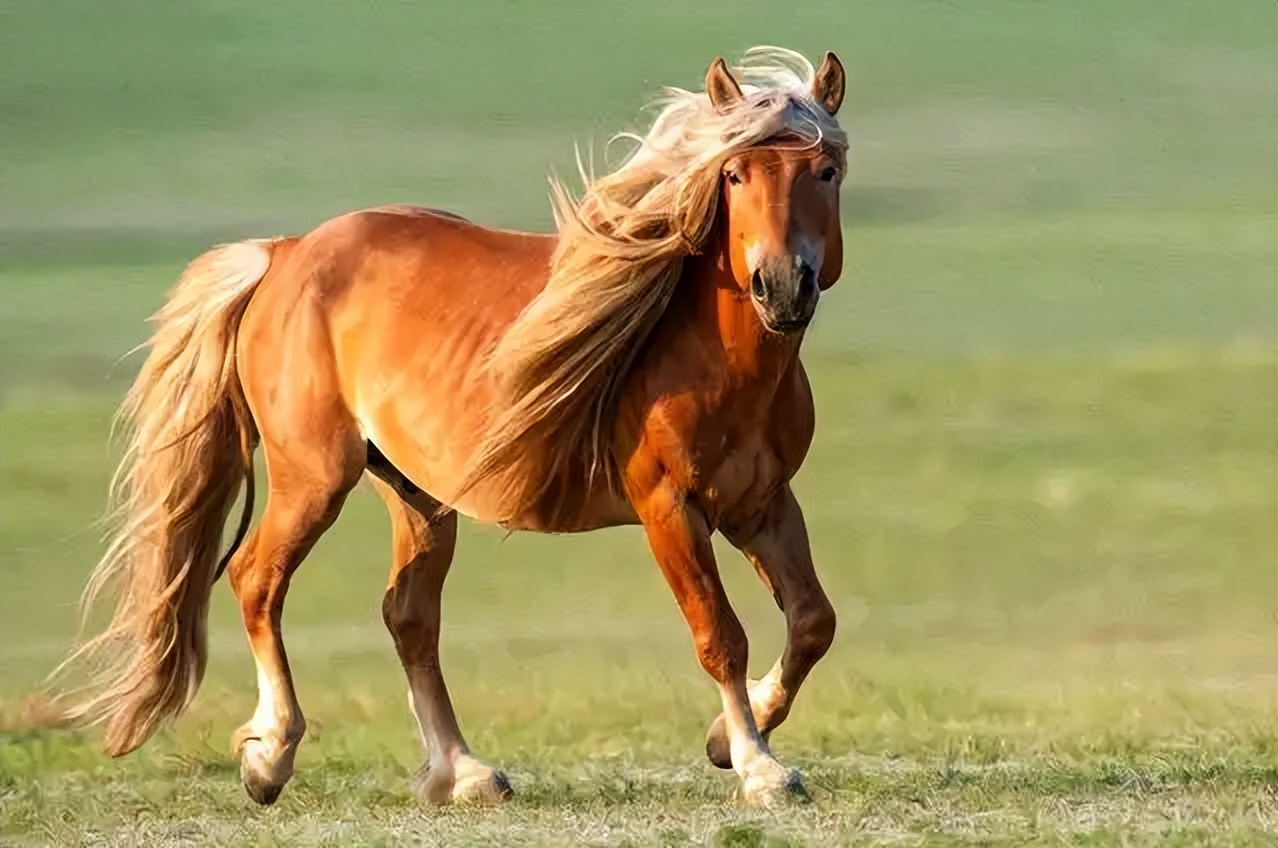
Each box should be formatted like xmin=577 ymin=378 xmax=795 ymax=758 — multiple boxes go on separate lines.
xmin=705 ymin=57 xmax=744 ymax=115
xmin=812 ymin=51 xmax=845 ymax=116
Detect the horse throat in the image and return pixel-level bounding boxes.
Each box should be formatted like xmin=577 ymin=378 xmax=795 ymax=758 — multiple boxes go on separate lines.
xmin=686 ymin=236 xmax=803 ymax=387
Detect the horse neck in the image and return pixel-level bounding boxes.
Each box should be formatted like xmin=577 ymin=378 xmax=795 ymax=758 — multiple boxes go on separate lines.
xmin=679 ymin=234 xmax=803 ymax=386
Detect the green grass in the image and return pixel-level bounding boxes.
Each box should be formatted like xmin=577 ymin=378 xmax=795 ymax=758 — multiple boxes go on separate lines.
xmin=1 ymin=1 xmax=1275 ymax=845
xmin=2 ymin=351 xmax=1272 ymax=846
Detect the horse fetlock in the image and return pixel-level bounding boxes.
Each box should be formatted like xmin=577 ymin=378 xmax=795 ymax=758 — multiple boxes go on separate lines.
xmin=705 ymin=683 xmax=784 ymax=770
xmin=230 ymin=716 xmax=304 ymax=756
xmin=704 ymin=713 xmax=734 ymax=769
xmin=704 ymin=713 xmax=776 ymax=770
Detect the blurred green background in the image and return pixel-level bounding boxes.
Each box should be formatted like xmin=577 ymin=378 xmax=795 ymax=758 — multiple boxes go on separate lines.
xmin=0 ymin=2 xmax=1274 ymax=845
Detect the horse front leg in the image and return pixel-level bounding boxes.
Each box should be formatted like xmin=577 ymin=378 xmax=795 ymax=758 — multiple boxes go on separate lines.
xmin=632 ymin=478 xmax=807 ymax=806
xmin=706 ymin=485 xmax=836 ymax=770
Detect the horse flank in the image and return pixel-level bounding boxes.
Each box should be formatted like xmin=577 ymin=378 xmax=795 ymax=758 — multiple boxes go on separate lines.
xmin=455 ymin=47 xmax=849 ymax=522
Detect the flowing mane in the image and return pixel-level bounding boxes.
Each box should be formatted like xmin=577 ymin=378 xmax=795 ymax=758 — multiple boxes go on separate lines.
xmin=456 ymin=47 xmax=850 ymax=521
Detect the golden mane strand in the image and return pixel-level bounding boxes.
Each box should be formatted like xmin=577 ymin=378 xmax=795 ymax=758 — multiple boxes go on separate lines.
xmin=455 ymin=47 xmax=849 ymax=521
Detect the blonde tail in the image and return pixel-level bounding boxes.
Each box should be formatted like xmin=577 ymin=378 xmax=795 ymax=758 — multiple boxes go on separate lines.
xmin=50 ymin=240 xmax=275 ymax=756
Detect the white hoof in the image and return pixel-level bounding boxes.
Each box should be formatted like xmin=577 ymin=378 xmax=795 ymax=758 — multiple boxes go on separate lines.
xmin=232 ymin=727 xmax=299 ymax=806
xmin=452 ymin=763 xmax=514 ymax=804
xmin=414 ymin=755 xmax=513 ymax=806
xmin=741 ymin=760 xmax=809 ymax=807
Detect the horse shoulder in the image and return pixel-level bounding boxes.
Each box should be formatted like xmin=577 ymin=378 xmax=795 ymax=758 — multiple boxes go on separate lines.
xmin=615 ymin=332 xmax=722 ymax=497
xmin=618 ymin=385 xmax=704 ymax=505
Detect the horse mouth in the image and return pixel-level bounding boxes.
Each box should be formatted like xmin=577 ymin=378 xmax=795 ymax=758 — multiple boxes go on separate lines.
xmin=760 ymin=314 xmax=812 ymax=335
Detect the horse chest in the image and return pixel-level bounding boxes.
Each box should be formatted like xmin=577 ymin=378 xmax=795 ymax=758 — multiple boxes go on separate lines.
xmin=695 ymin=432 xmax=786 ymax=525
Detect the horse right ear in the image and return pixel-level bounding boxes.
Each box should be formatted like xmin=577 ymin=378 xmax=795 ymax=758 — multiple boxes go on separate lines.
xmin=705 ymin=57 xmax=744 ymax=115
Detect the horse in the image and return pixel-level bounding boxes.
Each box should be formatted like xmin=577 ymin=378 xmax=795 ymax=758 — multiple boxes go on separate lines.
xmin=51 ymin=46 xmax=848 ymax=808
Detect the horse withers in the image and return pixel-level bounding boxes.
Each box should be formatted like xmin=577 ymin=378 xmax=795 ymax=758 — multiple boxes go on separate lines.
xmin=52 ymin=47 xmax=848 ymax=807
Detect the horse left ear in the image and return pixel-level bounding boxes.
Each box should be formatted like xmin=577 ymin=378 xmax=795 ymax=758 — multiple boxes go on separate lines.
xmin=812 ymin=51 xmax=845 ymax=116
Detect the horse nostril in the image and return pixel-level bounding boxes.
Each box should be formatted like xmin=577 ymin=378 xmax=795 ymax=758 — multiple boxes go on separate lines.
xmin=751 ymin=269 xmax=767 ymax=300
xmin=798 ymin=263 xmax=817 ymax=298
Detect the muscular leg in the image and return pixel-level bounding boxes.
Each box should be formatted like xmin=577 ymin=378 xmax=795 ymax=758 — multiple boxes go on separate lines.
xmin=227 ymin=436 xmax=363 ymax=805
xmin=367 ymin=472 xmax=511 ymax=805
xmin=633 ymin=478 xmax=806 ymax=806
xmin=706 ymin=485 xmax=836 ymax=769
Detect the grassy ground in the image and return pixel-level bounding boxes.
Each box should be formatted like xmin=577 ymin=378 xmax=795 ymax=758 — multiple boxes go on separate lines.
xmin=1 ymin=2 xmax=1275 ymax=846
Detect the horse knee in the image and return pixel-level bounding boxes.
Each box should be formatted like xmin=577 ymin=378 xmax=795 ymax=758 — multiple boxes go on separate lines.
xmin=694 ymin=613 xmax=749 ymax=683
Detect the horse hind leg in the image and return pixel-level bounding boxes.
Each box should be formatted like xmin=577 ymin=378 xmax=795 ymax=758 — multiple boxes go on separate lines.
xmin=366 ymin=449 xmax=511 ymax=805
xmin=225 ymin=413 xmax=365 ymax=805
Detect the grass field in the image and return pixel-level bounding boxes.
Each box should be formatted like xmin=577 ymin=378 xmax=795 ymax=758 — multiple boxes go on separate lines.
xmin=1 ymin=2 xmax=1275 ymax=846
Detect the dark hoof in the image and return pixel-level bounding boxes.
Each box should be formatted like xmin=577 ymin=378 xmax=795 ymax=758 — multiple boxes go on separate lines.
xmin=704 ymin=714 xmax=734 ymax=770
xmin=785 ymin=770 xmax=812 ymax=803
xmin=242 ymin=768 xmax=285 ymax=806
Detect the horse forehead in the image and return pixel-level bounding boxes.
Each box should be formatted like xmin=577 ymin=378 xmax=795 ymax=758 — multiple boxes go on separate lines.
xmin=737 ymin=146 xmax=819 ymax=183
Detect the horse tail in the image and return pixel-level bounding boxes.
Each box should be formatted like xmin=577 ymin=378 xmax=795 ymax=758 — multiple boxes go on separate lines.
xmin=49 ymin=240 xmax=276 ymax=756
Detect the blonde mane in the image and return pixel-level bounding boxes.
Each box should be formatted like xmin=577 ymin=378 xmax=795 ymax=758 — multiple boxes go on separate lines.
xmin=458 ymin=47 xmax=849 ymax=521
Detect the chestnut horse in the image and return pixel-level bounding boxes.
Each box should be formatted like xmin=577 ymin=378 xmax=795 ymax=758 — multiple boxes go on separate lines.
xmin=54 ymin=47 xmax=848 ymax=807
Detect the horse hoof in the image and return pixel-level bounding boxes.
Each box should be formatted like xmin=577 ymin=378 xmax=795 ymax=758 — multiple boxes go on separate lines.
xmin=235 ymin=733 xmax=295 ymax=807
xmin=742 ymin=767 xmax=809 ymax=808
xmin=415 ymin=757 xmax=514 ymax=806
xmin=452 ymin=766 xmax=514 ymax=805
xmin=241 ymin=764 xmax=286 ymax=806
xmin=704 ymin=713 xmax=734 ymax=770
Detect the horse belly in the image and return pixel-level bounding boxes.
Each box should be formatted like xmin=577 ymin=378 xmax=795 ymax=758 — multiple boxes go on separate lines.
xmin=331 ymin=314 xmax=508 ymax=517
xmin=345 ymin=335 xmax=502 ymax=518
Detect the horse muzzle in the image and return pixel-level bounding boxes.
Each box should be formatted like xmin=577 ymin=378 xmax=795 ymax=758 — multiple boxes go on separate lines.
xmin=750 ymin=259 xmax=819 ymax=334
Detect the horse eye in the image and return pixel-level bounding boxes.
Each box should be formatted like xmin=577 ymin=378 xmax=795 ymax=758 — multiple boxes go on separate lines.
xmin=819 ymin=166 xmax=838 ymax=183
xmin=725 ymin=170 xmax=742 ymax=186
